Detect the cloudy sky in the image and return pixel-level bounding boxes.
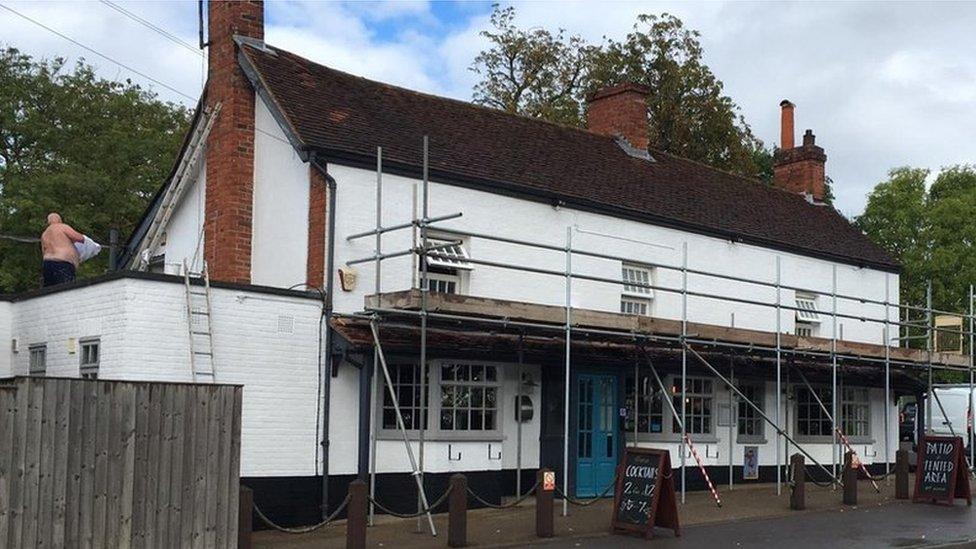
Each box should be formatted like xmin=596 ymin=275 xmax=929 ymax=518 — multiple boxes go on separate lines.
xmin=2 ymin=0 xmax=975 ymax=216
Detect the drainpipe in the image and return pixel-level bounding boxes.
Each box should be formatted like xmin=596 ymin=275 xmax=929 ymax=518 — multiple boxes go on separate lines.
xmin=311 ymin=153 xmax=338 ymax=518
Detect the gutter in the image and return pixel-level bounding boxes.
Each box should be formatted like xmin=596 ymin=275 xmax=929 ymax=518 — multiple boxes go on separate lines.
xmin=310 ymin=153 xmax=337 ymax=518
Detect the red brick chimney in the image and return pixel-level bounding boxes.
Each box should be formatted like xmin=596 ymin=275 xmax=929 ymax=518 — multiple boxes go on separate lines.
xmin=204 ymin=1 xmax=264 ymax=283
xmin=773 ymin=100 xmax=827 ymax=202
xmin=586 ymin=83 xmax=650 ymax=151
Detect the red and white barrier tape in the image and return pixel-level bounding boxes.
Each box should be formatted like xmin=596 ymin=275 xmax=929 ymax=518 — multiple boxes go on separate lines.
xmin=835 ymin=428 xmax=881 ymax=493
xmin=684 ymin=434 xmax=722 ymax=507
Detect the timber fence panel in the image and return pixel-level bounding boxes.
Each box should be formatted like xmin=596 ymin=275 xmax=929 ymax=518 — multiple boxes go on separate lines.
xmin=0 ymin=385 xmax=15 ymax=545
xmin=0 ymin=377 xmax=241 ymax=548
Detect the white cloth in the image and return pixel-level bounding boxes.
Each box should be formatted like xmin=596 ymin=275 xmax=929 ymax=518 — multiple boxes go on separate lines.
xmin=74 ymin=236 xmax=102 ymax=263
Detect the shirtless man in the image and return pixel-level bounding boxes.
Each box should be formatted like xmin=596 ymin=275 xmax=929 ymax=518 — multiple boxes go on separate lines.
xmin=41 ymin=213 xmax=84 ymax=287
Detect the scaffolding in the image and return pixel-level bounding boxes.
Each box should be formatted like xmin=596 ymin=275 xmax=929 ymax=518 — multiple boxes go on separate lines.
xmin=339 ymin=139 xmax=976 ymax=527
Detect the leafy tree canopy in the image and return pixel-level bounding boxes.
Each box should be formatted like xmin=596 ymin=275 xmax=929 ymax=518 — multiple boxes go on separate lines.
xmin=0 ymin=47 xmax=189 ymax=292
xmin=857 ymin=165 xmax=976 ymax=319
xmin=471 ymin=6 xmax=771 ymax=180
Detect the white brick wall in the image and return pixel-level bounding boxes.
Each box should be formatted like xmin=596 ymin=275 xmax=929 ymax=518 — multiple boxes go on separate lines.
xmin=7 ymin=277 xmax=335 ymax=478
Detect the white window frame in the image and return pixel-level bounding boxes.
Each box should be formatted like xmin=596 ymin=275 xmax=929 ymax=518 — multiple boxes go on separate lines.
xmin=427 ymin=271 xmax=461 ymax=295
xmin=840 ymin=386 xmax=871 ymax=440
xmin=620 ymin=296 xmax=650 ymax=316
xmin=794 ymin=385 xmax=833 ymax=442
xmin=424 ymin=237 xmax=472 ymax=271
xmin=796 ymin=321 xmax=814 ymax=338
xmin=621 ymin=263 xmax=653 ymax=298
xmin=736 ymin=383 xmax=765 ymax=443
xmin=436 ymin=361 xmax=502 ymax=435
xmin=795 ymin=293 xmax=821 ymax=324
xmin=80 ymin=338 xmax=100 ymax=380
xmin=29 ymin=344 xmax=47 ymax=376
xmin=624 ymin=374 xmax=665 ymax=435
xmin=377 ymin=362 xmax=429 ymax=435
xmin=375 ymin=359 xmax=505 ymax=441
xmin=672 ymin=376 xmax=715 ymax=436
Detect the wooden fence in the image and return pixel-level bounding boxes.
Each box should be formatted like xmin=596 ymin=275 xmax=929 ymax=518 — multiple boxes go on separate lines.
xmin=0 ymin=376 xmax=242 ymax=548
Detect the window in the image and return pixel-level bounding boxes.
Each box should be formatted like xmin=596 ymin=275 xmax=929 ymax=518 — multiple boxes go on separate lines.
xmin=80 ymin=339 xmax=100 ymax=380
xmin=625 ymin=375 xmax=664 ymax=434
xmin=439 ymin=363 xmax=499 ymax=431
xmin=673 ymin=377 xmax=713 ymax=435
xmin=621 ymin=263 xmax=652 ymax=316
xmin=620 ymin=297 xmax=650 ymax=316
xmin=796 ymin=322 xmax=814 ymax=338
xmin=795 ymin=293 xmax=821 ymax=323
xmin=796 ymin=386 xmax=832 ymax=437
xmin=381 ymin=363 xmax=429 ymax=431
xmin=29 ymin=345 xmax=47 ymax=376
xmin=427 ymin=271 xmax=459 ymax=294
xmin=841 ymin=387 xmax=870 ymax=438
xmin=737 ymin=384 xmax=764 ymax=440
xmin=421 ymin=237 xmax=471 ymax=295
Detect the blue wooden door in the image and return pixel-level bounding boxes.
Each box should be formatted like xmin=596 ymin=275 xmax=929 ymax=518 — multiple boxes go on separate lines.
xmin=576 ymin=374 xmax=618 ymax=497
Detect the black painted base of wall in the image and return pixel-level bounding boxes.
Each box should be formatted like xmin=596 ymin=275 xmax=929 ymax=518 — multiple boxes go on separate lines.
xmin=244 ymin=462 xmax=895 ymax=529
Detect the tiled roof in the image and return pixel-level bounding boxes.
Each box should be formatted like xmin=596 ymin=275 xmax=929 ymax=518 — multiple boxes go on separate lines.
xmin=240 ymin=43 xmax=898 ymax=271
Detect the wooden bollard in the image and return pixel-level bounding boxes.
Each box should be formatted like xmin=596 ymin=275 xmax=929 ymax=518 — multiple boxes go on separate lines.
xmin=895 ymin=449 xmax=910 ymax=499
xmin=790 ymin=453 xmax=805 ymax=510
xmin=843 ymin=451 xmax=858 ymax=505
xmin=536 ymin=469 xmax=554 ymax=538
xmin=238 ymin=484 xmax=253 ymax=549
xmin=347 ymin=480 xmax=368 ymax=549
xmin=448 ymin=474 xmax=467 ymax=547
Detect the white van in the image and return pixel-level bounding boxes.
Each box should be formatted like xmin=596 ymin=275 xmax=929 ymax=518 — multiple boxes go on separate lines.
xmin=929 ymin=385 xmax=974 ymax=449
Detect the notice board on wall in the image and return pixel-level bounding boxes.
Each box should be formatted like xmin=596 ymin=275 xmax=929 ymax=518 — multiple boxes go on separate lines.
xmin=913 ymin=435 xmax=971 ymax=506
xmin=611 ymin=448 xmax=680 ymax=538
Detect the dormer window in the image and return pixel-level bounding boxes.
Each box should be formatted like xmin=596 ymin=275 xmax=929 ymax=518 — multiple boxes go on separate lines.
xmin=422 ymin=236 xmax=472 ymax=294
xmin=795 ymin=292 xmax=820 ymax=337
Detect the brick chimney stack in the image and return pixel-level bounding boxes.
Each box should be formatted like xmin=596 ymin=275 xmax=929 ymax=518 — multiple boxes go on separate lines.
xmin=773 ymin=100 xmax=827 ymax=202
xmin=204 ymin=0 xmax=264 ymax=283
xmin=586 ymin=82 xmax=651 ymax=151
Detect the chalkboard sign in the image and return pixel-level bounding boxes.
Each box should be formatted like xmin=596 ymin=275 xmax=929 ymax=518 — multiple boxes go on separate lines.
xmin=611 ymin=448 xmax=680 ymax=538
xmin=913 ymin=435 xmax=971 ymax=506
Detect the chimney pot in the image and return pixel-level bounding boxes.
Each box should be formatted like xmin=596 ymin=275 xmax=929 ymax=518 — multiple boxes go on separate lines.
xmin=780 ymin=100 xmax=795 ymax=150
xmin=803 ymin=129 xmax=815 ymax=146
xmin=586 ymin=82 xmax=651 ymax=151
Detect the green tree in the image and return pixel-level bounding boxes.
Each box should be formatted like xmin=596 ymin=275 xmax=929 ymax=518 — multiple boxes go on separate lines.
xmin=0 ymin=48 xmax=189 ymax=292
xmin=471 ymin=6 xmax=769 ymax=179
xmin=857 ymin=166 xmax=976 ymax=357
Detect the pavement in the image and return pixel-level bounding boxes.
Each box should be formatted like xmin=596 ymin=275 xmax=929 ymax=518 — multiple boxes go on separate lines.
xmin=252 ymin=476 xmax=976 ymax=548
xmin=529 ymin=501 xmax=976 ymax=548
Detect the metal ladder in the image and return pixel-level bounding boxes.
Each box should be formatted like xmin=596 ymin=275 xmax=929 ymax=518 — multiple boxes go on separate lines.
xmin=183 ymin=259 xmax=216 ymax=383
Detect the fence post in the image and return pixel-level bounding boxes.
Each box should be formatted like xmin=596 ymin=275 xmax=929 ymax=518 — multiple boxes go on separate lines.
xmin=843 ymin=451 xmax=857 ymax=505
xmin=448 ymin=474 xmax=467 ymax=547
xmin=790 ymin=454 xmax=805 ymax=510
xmin=536 ymin=469 xmax=554 ymax=538
xmin=238 ymin=485 xmax=253 ymax=549
xmin=347 ymin=480 xmax=367 ymax=549
xmin=895 ymin=449 xmax=910 ymax=499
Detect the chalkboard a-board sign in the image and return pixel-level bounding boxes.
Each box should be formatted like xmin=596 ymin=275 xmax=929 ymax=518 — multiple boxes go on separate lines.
xmin=913 ymin=435 xmax=971 ymax=506
xmin=611 ymin=448 xmax=680 ymax=538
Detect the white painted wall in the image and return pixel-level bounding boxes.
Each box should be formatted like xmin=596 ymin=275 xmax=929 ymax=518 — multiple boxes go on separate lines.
xmin=7 ymin=277 xmax=330 ymax=477
xmin=160 ymin=159 xmax=206 ymax=275
xmin=251 ymin=96 xmax=310 ymax=288
xmin=329 ymin=164 xmax=899 ymax=345
xmin=0 ymin=300 xmax=12 ymax=377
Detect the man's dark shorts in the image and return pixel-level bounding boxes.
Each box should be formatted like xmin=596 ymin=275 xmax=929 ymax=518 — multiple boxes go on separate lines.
xmin=42 ymin=260 xmax=76 ymax=287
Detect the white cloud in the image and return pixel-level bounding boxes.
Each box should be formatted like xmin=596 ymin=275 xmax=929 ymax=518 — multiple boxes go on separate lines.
xmin=1 ymin=0 xmax=974 ymax=216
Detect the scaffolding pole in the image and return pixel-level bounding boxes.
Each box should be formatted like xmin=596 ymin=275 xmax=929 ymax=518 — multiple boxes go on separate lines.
xmin=775 ymin=256 xmax=782 ymax=495
xmin=728 ymin=355 xmax=734 ymax=490
xmin=563 ymin=226 xmax=572 ymax=517
xmin=927 ymin=282 xmax=933 ymax=433
xmin=368 ymin=147 xmax=383 ymax=525
xmin=516 ymin=332 xmax=524 ymax=497
xmin=681 ymin=241 xmax=688 ymax=503
xmin=369 ymin=320 xmax=437 ymax=536
xmin=966 ymin=284 xmax=976 ymax=469
xmin=416 ymin=136 xmax=430 ymax=532
xmin=831 ymin=265 xmax=838 ymax=482
xmin=884 ymin=273 xmax=891 ymax=480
